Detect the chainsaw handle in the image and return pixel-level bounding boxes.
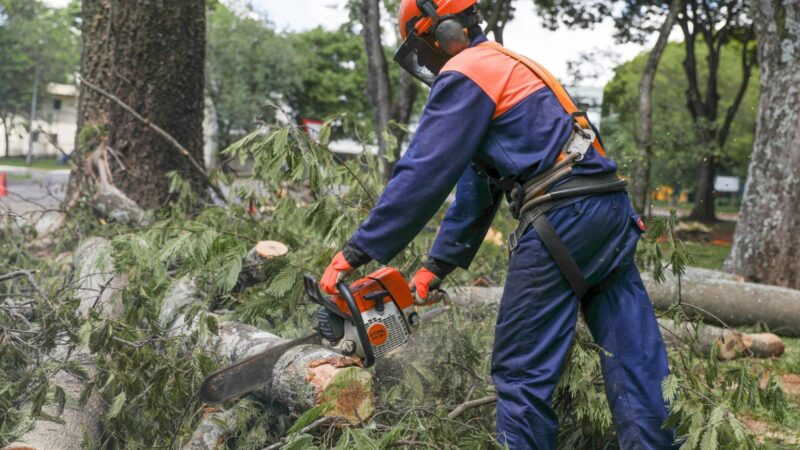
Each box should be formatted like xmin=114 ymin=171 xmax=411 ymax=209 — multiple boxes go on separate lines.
xmin=303 ymin=274 xmax=350 ymax=320
xmin=337 ymin=280 xmax=376 ymax=368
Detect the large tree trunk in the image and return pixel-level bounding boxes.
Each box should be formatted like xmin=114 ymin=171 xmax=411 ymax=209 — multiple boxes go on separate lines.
xmin=725 ymin=0 xmax=800 ymax=289
xmin=67 ymin=0 xmax=207 ymax=210
xmin=631 ymin=0 xmax=681 ymax=215
xmin=361 ymin=0 xmax=393 ymax=181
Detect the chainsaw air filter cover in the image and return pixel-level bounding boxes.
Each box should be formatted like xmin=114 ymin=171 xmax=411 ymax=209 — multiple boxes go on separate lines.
xmin=333 ymin=267 xmax=417 ymax=366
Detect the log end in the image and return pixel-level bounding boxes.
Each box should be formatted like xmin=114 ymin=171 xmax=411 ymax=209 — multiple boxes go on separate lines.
xmin=312 ymin=365 xmax=374 ymax=423
xmin=254 ymin=241 xmax=289 ymax=259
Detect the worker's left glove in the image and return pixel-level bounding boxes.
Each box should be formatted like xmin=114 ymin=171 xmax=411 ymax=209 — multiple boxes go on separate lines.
xmin=321 ymin=252 xmax=353 ymax=294
xmin=321 ymin=241 xmax=372 ymax=295
xmin=409 ymin=267 xmax=443 ymax=305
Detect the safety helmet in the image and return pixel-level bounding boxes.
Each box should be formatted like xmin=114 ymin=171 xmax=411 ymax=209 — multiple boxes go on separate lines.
xmin=394 ymin=0 xmax=481 ymax=86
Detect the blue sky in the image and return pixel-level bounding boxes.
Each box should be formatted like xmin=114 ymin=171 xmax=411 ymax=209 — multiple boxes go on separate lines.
xmin=44 ymin=0 xmax=653 ymax=84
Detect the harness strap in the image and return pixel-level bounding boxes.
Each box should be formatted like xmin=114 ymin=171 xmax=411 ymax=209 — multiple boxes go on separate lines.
xmin=531 ymin=213 xmax=592 ymax=300
xmin=479 ymin=41 xmax=607 ymax=158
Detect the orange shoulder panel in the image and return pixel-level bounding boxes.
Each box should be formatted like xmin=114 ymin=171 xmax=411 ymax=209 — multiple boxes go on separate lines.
xmin=441 ymin=46 xmax=546 ymax=119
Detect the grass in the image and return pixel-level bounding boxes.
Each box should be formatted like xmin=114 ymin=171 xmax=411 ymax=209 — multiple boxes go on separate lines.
xmin=683 ymin=241 xmax=731 ymax=270
xmin=0 ymin=156 xmax=66 ymax=170
xmin=650 ymin=200 xmax=741 ymax=215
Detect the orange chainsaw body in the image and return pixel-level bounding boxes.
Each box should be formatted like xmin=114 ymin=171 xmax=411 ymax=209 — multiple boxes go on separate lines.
xmin=305 ymin=267 xmax=419 ymax=367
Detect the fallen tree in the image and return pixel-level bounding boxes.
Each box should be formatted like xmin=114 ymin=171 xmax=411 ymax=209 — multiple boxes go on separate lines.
xmin=455 ymin=266 xmax=800 ymax=337
xmin=6 ymin=237 xmax=126 ymax=450
xmin=641 ymin=268 xmax=800 ymax=337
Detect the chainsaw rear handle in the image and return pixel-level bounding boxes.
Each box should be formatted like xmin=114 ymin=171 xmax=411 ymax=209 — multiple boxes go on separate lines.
xmin=303 ymin=274 xmax=349 ymax=320
xmin=336 ymin=280 xmax=376 ymax=368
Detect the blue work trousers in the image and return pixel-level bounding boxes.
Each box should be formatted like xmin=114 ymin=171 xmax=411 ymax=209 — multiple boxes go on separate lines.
xmin=492 ymin=192 xmax=674 ymax=449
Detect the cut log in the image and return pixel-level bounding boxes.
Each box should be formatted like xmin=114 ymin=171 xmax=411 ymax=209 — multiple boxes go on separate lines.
xmin=157 ymin=264 xmax=373 ymax=448
xmin=6 ymin=237 xmax=123 ymax=450
xmin=658 ymin=319 xmax=784 ymax=360
xmin=90 ymin=183 xmax=150 ymax=227
xmin=642 ymin=268 xmax=800 ymax=337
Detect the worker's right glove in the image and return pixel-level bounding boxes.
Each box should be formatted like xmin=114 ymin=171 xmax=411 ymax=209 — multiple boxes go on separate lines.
xmin=409 ymin=267 xmax=443 ymax=305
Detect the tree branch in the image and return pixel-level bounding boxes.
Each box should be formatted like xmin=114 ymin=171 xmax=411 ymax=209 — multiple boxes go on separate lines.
xmin=77 ymin=75 xmax=227 ymax=203
xmin=717 ymin=29 xmax=755 ymax=148
xmin=447 ymin=395 xmax=497 ymax=420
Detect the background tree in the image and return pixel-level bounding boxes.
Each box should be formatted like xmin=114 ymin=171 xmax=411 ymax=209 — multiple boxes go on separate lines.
xmin=284 ymin=27 xmax=373 ymax=137
xmin=603 ymin=40 xmax=759 ymax=196
xmin=675 ymin=0 xmax=755 ymax=221
xmin=478 ymin=0 xmax=515 ymax=43
xmin=0 ymin=0 xmax=79 ymax=158
xmin=69 ymin=0 xmax=208 ymax=209
xmin=535 ymin=0 xmax=756 ymax=221
xmin=725 ymin=0 xmax=800 ymax=289
xmin=205 ymin=2 xmax=300 ymax=150
xmin=357 ymin=0 xmax=420 ymax=181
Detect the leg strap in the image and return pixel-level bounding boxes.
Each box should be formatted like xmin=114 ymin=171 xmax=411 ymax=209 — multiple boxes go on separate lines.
xmin=530 ymin=213 xmax=623 ymax=303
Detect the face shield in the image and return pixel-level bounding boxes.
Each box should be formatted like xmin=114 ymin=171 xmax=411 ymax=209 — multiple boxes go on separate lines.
xmin=393 ymin=31 xmax=450 ymax=86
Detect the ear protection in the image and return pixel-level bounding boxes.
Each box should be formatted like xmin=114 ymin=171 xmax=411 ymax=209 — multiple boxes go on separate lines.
xmin=416 ymin=0 xmax=471 ymax=56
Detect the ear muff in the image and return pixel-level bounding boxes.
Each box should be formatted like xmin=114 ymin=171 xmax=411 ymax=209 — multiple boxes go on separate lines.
xmin=434 ymin=18 xmax=469 ymax=55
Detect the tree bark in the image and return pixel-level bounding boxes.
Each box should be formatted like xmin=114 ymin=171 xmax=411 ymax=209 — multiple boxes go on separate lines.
xmin=725 ymin=0 xmax=800 ymax=289
xmin=360 ymin=0 xmax=393 ymax=181
xmin=688 ymin=153 xmax=717 ymax=222
xmin=632 ymin=0 xmax=682 ymax=215
xmin=67 ymin=0 xmax=208 ymax=210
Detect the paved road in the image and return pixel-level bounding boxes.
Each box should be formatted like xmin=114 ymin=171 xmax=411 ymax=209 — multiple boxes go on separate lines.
xmin=0 ymin=167 xmax=68 ymax=215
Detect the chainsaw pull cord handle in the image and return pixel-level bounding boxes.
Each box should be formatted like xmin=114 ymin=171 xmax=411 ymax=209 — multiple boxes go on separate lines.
xmin=336 ymin=280 xmax=376 ymax=368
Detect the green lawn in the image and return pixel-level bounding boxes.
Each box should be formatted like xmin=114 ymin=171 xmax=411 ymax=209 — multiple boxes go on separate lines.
xmin=682 ymin=241 xmax=731 ymax=270
xmin=651 ymin=199 xmax=741 ymax=215
xmin=0 ymin=156 xmax=66 ymax=170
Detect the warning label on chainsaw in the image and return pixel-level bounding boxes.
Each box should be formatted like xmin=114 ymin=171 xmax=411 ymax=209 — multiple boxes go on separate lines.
xmin=367 ymin=323 xmax=388 ymax=346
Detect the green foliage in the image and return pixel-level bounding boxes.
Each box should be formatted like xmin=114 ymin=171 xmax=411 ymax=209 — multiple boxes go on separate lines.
xmin=602 ymin=40 xmax=759 ymax=189
xmin=205 ymin=3 xmax=301 ymax=148
xmin=0 ymin=0 xmax=79 ymax=134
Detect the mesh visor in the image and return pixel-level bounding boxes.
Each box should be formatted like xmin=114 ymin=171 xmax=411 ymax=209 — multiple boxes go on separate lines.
xmin=393 ymin=32 xmax=450 ymax=86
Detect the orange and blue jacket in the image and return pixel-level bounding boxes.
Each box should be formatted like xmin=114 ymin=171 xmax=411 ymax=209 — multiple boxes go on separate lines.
xmin=351 ymin=34 xmax=617 ymax=268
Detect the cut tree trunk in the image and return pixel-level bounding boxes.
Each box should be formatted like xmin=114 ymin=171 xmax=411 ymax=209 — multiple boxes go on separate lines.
xmin=68 ymin=0 xmax=208 ymax=209
xmin=6 ymin=237 xmax=125 ymax=450
xmin=725 ymin=0 xmax=800 ymax=289
xmin=631 ymin=0 xmax=681 ymax=215
xmin=658 ymin=319 xmax=783 ymax=360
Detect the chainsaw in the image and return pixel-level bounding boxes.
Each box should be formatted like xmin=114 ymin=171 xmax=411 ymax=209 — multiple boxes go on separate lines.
xmin=199 ymin=267 xmax=446 ymax=404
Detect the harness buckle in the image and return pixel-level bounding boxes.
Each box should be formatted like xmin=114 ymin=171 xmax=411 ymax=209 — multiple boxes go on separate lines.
xmin=565 ymin=124 xmax=595 ymax=162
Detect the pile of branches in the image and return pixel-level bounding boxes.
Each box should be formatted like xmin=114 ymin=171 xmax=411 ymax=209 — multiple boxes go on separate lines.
xmin=0 ymin=120 xmax=791 ymax=449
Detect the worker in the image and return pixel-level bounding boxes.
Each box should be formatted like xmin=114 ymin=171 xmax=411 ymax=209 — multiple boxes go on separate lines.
xmin=321 ymin=1 xmax=675 ymax=448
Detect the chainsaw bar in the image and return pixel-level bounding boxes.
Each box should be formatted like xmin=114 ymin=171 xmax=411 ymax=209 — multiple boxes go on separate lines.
xmin=199 ymin=332 xmax=321 ymax=404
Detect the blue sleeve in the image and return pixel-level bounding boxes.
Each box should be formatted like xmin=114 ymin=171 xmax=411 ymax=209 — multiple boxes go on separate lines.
xmin=350 ymin=71 xmax=496 ymax=264
xmin=429 ymin=166 xmax=503 ymax=268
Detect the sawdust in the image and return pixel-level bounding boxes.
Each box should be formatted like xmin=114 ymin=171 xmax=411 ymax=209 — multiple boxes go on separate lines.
xmin=201 ymin=406 xmax=219 ymax=417
xmin=741 ymin=414 xmax=800 ymax=446
xmin=780 ymin=373 xmax=800 ymax=395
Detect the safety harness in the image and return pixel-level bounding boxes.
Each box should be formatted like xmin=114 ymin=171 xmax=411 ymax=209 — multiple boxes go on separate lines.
xmin=476 ymin=42 xmax=630 ymax=302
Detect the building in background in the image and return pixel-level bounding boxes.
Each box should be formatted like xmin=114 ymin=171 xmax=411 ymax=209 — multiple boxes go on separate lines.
xmin=1 ymin=83 xmax=78 ymax=158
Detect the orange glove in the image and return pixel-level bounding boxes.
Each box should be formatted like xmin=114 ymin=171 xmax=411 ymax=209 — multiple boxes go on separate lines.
xmin=409 ymin=267 xmax=442 ymax=304
xmin=321 ymin=252 xmax=353 ymax=294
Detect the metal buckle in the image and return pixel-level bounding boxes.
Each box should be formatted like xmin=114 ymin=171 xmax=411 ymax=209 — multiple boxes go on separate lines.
xmin=508 ymin=229 xmax=519 ymax=254
xmin=565 ymin=125 xmax=595 ymax=162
